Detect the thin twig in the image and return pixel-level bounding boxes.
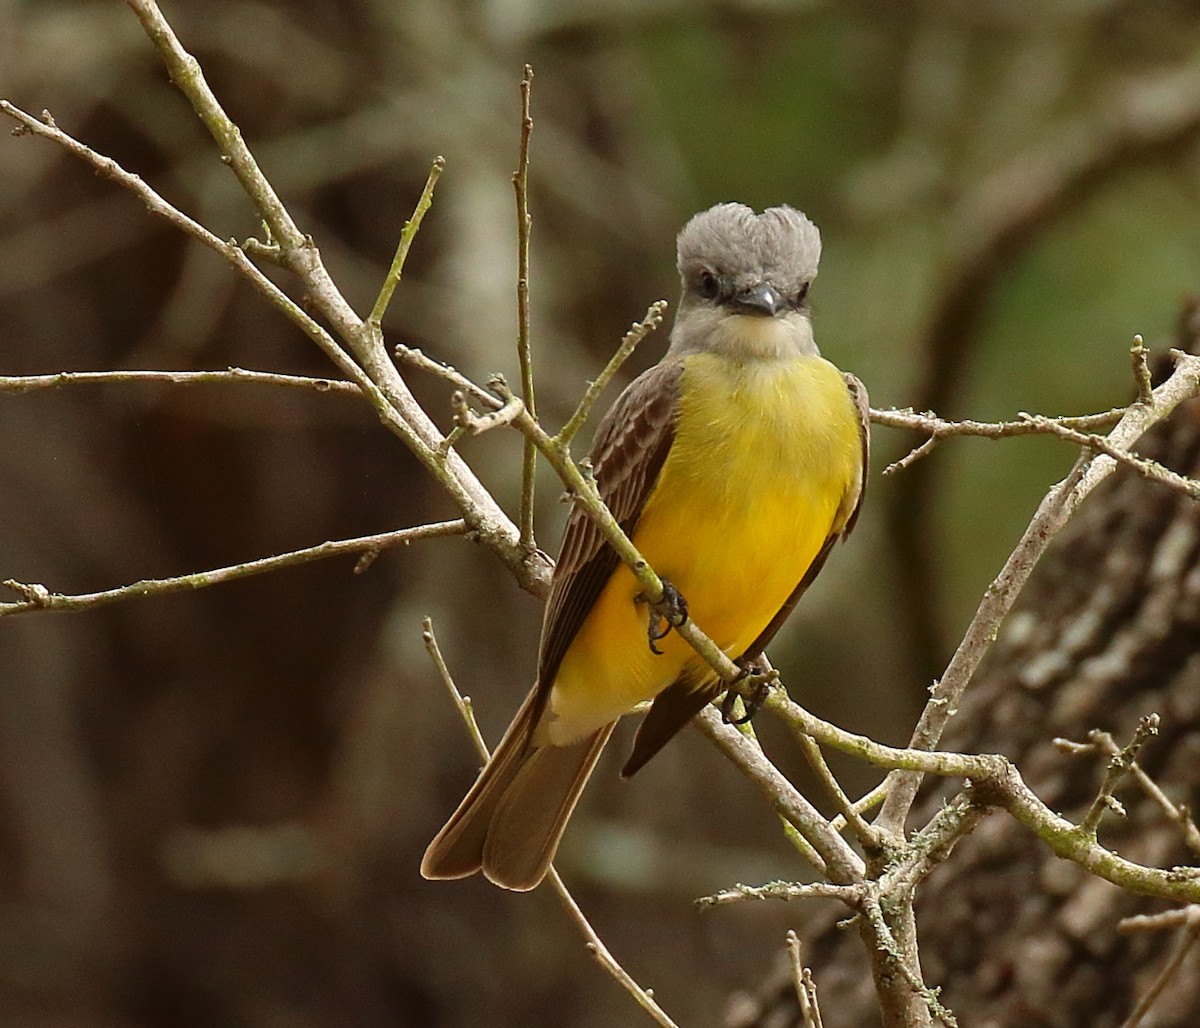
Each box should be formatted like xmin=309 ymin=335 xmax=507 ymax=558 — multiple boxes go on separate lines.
xmin=786 ymin=931 xmax=824 ymax=1028
xmin=884 ymin=435 xmax=940 ymax=475
xmin=723 ymin=695 xmax=830 ymax=870
xmin=1056 ymin=727 xmax=1200 ymax=858
xmin=556 ymin=882 xmax=680 ymax=1028
xmin=1132 ymin=334 xmax=1155 ymax=406
xmin=695 ymin=881 xmax=857 ymax=909
xmin=1019 ymin=412 xmax=1200 ymax=500
xmin=0 ymin=521 xmax=465 ymax=619
xmin=393 ymin=345 xmax=503 ymax=411
xmin=796 ymin=733 xmax=881 ymax=852
xmin=874 ymin=405 xmax=1127 ymax=475
xmin=421 ymin=618 xmax=681 ymax=1028
xmin=1080 ymin=715 xmax=1161 ymax=836
xmin=421 ymin=617 xmax=489 ymax=760
xmin=0 ymin=101 xmax=434 ymax=468
xmin=1120 ymin=906 xmax=1200 ymax=934
xmin=442 ymin=385 xmax=525 ymax=453
xmin=513 ymin=65 xmax=537 ymax=553
xmin=871 ymin=405 xmax=1126 ymax=437
xmin=1120 ymin=907 xmax=1200 ymax=1028
xmin=830 ymin=782 xmax=889 ymax=834
xmin=556 ymin=300 xmax=669 ymax=448
xmin=0 ymin=367 xmax=361 ymax=395
xmin=693 ymin=708 xmax=859 ymax=882
xmin=368 ymin=155 xmax=445 ymax=328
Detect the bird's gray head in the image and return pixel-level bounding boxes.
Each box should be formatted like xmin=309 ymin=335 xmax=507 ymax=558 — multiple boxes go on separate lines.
xmin=669 ymin=203 xmax=822 ymax=360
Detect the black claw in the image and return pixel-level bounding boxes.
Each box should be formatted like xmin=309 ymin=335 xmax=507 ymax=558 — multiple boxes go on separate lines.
xmin=721 ymin=655 xmax=776 ymax=725
xmin=660 ymin=578 xmax=688 ymax=627
xmin=721 ymin=689 xmax=753 ymax=725
xmin=647 ymin=615 xmax=670 ymax=655
xmin=643 ymin=577 xmax=688 ymax=655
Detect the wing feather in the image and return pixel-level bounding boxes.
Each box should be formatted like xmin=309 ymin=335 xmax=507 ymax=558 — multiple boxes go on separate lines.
xmin=532 ymin=359 xmax=683 ymax=719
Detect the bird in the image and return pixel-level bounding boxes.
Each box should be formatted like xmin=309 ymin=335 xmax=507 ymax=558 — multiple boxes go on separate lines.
xmin=422 ymin=202 xmax=868 ymax=891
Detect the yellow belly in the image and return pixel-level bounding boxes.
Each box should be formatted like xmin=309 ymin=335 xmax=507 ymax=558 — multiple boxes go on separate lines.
xmin=547 ymin=351 xmax=861 ymax=742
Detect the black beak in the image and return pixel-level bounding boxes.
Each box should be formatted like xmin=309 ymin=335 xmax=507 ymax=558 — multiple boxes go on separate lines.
xmin=731 ymin=282 xmax=783 ymax=317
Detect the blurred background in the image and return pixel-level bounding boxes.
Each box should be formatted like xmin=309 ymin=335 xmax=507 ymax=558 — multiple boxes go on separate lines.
xmin=4 ymin=0 xmax=1200 ymax=1025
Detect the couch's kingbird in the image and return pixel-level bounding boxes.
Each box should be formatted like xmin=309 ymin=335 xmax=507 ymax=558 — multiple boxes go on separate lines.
xmin=422 ymin=203 xmax=868 ymax=891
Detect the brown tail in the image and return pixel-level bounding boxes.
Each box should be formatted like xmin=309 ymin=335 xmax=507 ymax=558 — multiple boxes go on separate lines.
xmin=421 ymin=690 xmax=615 ymax=891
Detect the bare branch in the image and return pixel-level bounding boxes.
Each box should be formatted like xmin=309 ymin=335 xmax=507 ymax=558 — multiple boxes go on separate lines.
xmin=873 ymin=404 xmax=1127 ymax=475
xmin=1079 ymin=715 xmax=1161 ymax=837
xmin=1120 ymin=908 xmax=1200 ymax=1028
xmin=443 ymin=384 xmax=525 ymax=452
xmin=1019 ymin=412 xmax=1200 ymax=501
xmin=1057 ymin=728 xmax=1200 ymax=859
xmin=0 ymin=367 xmax=361 ymax=396
xmin=121 ymin=0 xmax=296 ymax=238
xmin=1120 ymin=907 xmax=1200 ymax=934
xmin=394 ymin=345 xmax=503 ymax=411
xmin=696 ymin=881 xmax=856 ymax=909
xmin=796 ymin=731 xmax=882 ymax=852
xmin=421 ymin=616 xmax=490 ymax=761
xmin=513 ymin=65 xmax=538 ymax=553
xmin=692 ymin=709 xmax=854 ymax=879
xmin=1132 ymin=334 xmax=1155 ymax=407
xmin=870 ymin=406 xmax=1127 ymax=437
xmin=883 ymin=434 xmax=940 ymax=475
xmin=786 ymin=931 xmax=825 ymax=1028
xmin=368 ymin=155 xmax=445 ymax=328
xmin=557 ymin=300 xmax=669 ymax=448
xmin=875 ymin=350 xmax=1200 ymax=838
xmin=0 ymin=521 xmax=465 ymax=619
xmin=2 ymin=87 xmax=547 ymax=596
xmin=830 ymin=782 xmax=890 ymax=834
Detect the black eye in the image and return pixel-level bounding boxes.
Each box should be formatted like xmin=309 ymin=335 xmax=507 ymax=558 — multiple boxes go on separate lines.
xmin=697 ymin=270 xmax=720 ymax=300
xmin=795 ymin=282 xmax=810 ymax=306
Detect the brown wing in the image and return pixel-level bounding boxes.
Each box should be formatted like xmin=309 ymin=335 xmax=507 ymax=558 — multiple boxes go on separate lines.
xmin=741 ymin=370 xmax=870 ymax=661
xmin=839 ymin=372 xmax=870 ymax=537
xmin=621 ymin=665 xmax=713 ymax=777
xmin=530 ymin=358 xmax=683 ymax=724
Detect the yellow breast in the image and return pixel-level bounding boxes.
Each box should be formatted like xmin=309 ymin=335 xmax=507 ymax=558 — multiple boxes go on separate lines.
xmin=547 ymin=351 xmax=861 ymax=741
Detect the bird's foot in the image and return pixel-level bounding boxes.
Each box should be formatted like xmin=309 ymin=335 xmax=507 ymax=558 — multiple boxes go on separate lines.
xmin=644 ymin=577 xmax=688 ymax=655
xmin=721 ymin=655 xmax=779 ymax=725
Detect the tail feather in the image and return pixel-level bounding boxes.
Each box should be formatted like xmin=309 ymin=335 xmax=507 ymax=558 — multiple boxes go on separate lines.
xmin=421 ymin=689 xmax=615 ymax=891
xmin=482 ymin=722 xmax=614 ymax=890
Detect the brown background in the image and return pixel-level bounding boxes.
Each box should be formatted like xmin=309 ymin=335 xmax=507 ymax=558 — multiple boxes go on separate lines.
xmin=5 ymin=2 xmax=1200 ymax=1025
